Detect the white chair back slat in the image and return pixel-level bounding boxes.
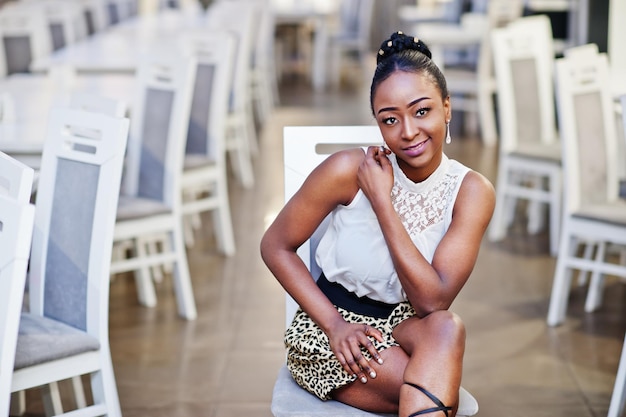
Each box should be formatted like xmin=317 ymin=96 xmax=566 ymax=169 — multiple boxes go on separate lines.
xmin=0 ymin=196 xmax=35 ymax=417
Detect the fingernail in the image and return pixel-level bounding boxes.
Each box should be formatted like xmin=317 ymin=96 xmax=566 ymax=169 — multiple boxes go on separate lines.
xmin=377 ymin=357 xmax=383 ymax=365
xmin=370 ymin=371 xmax=377 ymax=378
xmin=360 ymin=376 xmax=367 ymax=384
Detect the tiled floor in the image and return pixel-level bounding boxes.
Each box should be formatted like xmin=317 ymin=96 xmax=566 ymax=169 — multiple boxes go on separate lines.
xmin=18 ymin=67 xmax=626 ymax=417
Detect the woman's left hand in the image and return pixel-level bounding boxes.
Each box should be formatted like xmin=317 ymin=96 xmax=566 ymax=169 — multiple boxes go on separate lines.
xmin=357 ymin=146 xmax=393 ymax=205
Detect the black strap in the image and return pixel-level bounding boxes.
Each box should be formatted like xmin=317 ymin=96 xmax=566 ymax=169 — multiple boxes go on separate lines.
xmin=404 ymin=381 xmax=452 ymax=417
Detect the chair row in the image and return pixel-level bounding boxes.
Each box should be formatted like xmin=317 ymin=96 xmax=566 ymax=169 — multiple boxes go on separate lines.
xmin=483 ymin=14 xmax=626 ymax=329
xmin=0 ymin=0 xmax=140 ymax=77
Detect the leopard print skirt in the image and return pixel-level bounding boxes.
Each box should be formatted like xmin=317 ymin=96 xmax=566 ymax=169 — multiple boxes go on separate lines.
xmin=285 ymin=302 xmax=416 ymax=400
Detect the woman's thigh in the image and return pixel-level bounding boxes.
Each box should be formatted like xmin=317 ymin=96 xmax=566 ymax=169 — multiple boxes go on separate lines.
xmin=331 ymin=345 xmax=409 ymax=413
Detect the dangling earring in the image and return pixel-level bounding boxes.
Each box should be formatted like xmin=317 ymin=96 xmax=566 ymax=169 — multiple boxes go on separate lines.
xmin=445 ymin=121 xmax=451 ymax=144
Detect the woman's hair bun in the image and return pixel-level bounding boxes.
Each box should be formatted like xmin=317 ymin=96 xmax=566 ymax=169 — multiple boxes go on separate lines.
xmin=376 ymin=31 xmax=432 ymax=64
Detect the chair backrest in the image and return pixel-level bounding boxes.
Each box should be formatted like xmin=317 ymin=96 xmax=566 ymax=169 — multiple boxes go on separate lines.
xmin=337 ymin=0 xmax=375 ymax=45
xmin=491 ymin=14 xmax=557 ymax=153
xmin=282 ymin=125 xmax=383 ymax=327
xmin=0 ymin=195 xmax=35 ymax=417
xmin=0 ymin=5 xmax=52 ymax=74
xmin=28 ymin=107 xmax=130 ymax=341
xmin=122 ymin=52 xmax=196 ymax=207
xmin=179 ymin=30 xmax=236 ymax=163
xmin=205 ymin=1 xmax=256 ymax=113
xmin=78 ymin=0 xmax=110 ymax=35
xmin=70 ymin=91 xmax=128 ymax=118
xmin=39 ymin=0 xmax=88 ymax=50
xmin=0 ymin=151 xmax=35 ymax=203
xmin=555 ymin=49 xmax=619 ymax=214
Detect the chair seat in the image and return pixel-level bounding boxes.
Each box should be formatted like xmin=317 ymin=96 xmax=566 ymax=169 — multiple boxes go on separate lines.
xmin=510 ymin=141 xmax=561 ymax=162
xmin=184 ymin=154 xmax=217 ymax=171
xmin=116 ymin=195 xmax=171 ymax=221
xmin=575 ymin=200 xmax=626 ymax=227
xmin=271 ymin=365 xmax=478 ymax=417
xmin=14 ymin=313 xmax=100 ymax=369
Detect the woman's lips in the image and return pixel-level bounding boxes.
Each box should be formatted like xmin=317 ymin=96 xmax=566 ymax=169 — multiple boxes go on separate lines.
xmin=403 ymin=138 xmax=430 ymax=157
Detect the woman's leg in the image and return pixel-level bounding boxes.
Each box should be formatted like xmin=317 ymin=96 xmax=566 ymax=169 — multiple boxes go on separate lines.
xmin=395 ymin=310 xmax=465 ymax=417
xmin=332 ymin=310 xmax=465 ymax=416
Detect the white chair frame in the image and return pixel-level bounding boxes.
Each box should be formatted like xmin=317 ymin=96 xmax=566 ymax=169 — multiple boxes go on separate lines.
xmin=271 ymin=125 xmax=478 ymax=417
xmin=11 ymin=106 xmax=129 ymax=417
xmin=487 ymin=15 xmax=562 ymax=256
xmin=546 ymin=50 xmax=626 ymax=326
xmin=109 ymin=52 xmax=198 ymax=320
xmin=205 ymin=0 xmax=257 ymax=189
xmin=0 ymin=151 xmax=35 ymax=202
xmin=0 ymin=196 xmax=35 ymax=417
xmin=178 ymin=30 xmax=237 ymax=254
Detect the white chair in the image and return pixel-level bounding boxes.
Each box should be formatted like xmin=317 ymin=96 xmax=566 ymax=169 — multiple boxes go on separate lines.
xmin=10 ymin=106 xmax=129 ymax=417
xmin=0 ymin=196 xmax=35 ymax=417
xmin=415 ymin=0 xmax=524 ymax=146
xmin=0 ymin=5 xmax=52 ymax=75
xmin=109 ymin=52 xmax=198 ymax=320
xmin=0 ymin=151 xmax=34 ymax=202
xmin=546 ymin=50 xmax=626 ymax=327
xmin=37 ymin=0 xmax=88 ymax=50
xmin=206 ymin=0 xmax=257 ymax=189
xmin=271 ymin=125 xmax=479 ymax=417
xmin=249 ymin=0 xmax=279 ymax=126
xmin=69 ymin=91 xmax=128 ymax=118
xmin=328 ymin=0 xmax=375 ymax=87
xmin=77 ymin=0 xmax=110 ymax=35
xmin=178 ymin=30 xmax=237 ymax=254
xmin=487 ymin=15 xmax=562 ymax=256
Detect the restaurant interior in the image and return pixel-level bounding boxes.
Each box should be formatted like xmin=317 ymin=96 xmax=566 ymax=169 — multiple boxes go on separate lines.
xmin=0 ymin=0 xmax=625 ymax=416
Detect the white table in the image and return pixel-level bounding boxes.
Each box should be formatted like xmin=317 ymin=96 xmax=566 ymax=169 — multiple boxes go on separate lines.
xmin=30 ymin=9 xmax=206 ymax=74
xmin=0 ymin=73 xmax=135 ymax=168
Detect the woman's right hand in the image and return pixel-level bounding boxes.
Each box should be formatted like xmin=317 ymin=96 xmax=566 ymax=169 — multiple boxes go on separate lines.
xmin=327 ymin=320 xmax=385 ymax=383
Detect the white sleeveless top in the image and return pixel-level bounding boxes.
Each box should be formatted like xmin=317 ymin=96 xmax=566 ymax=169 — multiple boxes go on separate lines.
xmin=315 ymin=152 xmax=470 ymax=304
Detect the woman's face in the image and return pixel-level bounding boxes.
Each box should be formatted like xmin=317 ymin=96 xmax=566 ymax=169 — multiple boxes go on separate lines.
xmin=372 ymin=70 xmax=451 ymax=182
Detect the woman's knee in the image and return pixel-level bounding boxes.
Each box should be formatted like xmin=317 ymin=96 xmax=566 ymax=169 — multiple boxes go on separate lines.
xmin=394 ymin=310 xmax=466 ymax=349
xmin=424 ymin=310 xmax=466 ymax=342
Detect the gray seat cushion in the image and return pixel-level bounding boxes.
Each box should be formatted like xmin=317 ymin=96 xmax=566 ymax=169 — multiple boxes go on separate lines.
xmin=116 ymin=195 xmax=171 ymax=221
xmin=14 ymin=313 xmax=100 ymax=369
xmin=271 ymin=365 xmax=478 ymax=417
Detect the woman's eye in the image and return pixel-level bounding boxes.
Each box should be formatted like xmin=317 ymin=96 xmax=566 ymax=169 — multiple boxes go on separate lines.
xmin=416 ymin=107 xmax=430 ymax=117
xmin=382 ymin=117 xmax=396 ymax=125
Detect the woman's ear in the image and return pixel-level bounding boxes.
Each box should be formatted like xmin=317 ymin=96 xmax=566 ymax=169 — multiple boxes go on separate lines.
xmin=443 ymin=95 xmax=452 ymax=121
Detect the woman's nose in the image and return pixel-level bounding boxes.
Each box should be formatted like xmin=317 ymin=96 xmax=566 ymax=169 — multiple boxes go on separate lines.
xmin=401 ymin=118 xmax=419 ymax=140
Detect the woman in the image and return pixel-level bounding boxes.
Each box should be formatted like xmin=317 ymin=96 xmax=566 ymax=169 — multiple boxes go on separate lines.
xmin=260 ymin=31 xmax=495 ymax=417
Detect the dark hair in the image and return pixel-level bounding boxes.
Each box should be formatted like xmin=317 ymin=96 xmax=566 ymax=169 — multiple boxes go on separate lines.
xmin=370 ymin=31 xmax=449 ymax=115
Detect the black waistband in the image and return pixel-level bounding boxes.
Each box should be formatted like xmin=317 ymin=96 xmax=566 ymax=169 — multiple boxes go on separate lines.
xmin=317 ymin=273 xmax=399 ymax=319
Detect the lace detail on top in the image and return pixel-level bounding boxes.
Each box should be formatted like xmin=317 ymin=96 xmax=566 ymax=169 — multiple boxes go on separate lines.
xmin=390 ymin=156 xmax=461 ymax=236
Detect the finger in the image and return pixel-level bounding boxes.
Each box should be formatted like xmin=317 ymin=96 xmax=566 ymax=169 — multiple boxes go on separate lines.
xmin=336 ymin=352 xmax=358 ymax=379
xmin=344 ymin=350 xmax=367 ymax=383
xmin=350 ymin=343 xmax=376 ymax=382
xmin=362 ymin=326 xmax=383 ymax=364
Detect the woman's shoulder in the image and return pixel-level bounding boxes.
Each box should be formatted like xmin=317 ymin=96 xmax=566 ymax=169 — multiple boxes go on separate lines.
xmin=317 ymin=147 xmax=366 ymax=178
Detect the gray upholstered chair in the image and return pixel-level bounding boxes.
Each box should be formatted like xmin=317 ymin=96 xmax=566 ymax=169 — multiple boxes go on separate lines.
xmin=10 ymin=106 xmax=129 ymax=416
xmin=178 ymin=30 xmax=236 ymax=254
xmin=0 ymin=5 xmax=52 ymax=75
xmin=546 ymin=49 xmax=626 ymax=326
xmin=109 ymin=52 xmax=198 ymax=320
xmin=487 ymin=15 xmax=562 ymax=256
xmin=0 ymin=195 xmax=35 ymax=417
xmin=272 ymin=125 xmax=479 ymax=417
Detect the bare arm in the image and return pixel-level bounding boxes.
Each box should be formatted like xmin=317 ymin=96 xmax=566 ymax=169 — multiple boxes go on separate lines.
xmin=358 ymin=147 xmax=495 ymax=316
xmin=260 ymin=148 xmax=385 ymax=381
